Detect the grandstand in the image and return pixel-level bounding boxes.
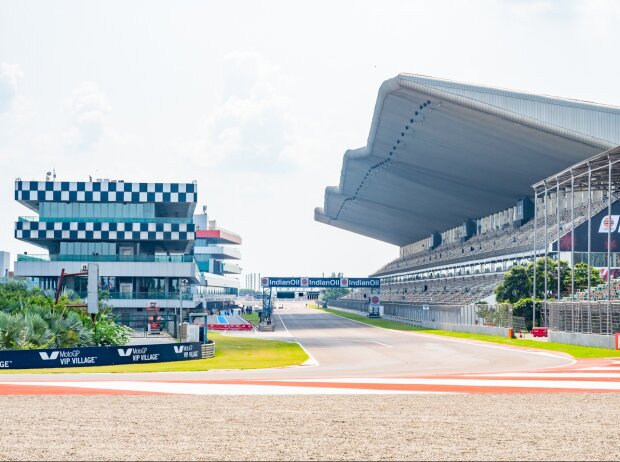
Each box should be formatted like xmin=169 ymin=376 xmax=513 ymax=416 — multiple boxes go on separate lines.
xmin=316 ymin=74 xmax=620 ymax=307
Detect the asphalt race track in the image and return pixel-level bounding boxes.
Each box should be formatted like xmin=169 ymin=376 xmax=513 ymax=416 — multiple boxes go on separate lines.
xmin=4 ymin=306 xmax=620 ymax=461
xmin=4 ymin=305 xmax=620 ymax=395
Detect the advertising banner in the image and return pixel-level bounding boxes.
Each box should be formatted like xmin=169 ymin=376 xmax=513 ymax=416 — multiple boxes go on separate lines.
xmin=555 ymin=200 xmax=620 ymax=252
xmin=0 ymin=342 xmax=202 ymax=370
xmin=261 ymin=277 xmax=380 ymax=288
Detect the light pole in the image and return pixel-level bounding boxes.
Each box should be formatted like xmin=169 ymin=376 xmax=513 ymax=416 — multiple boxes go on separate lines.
xmin=178 ymin=277 xmax=184 ymax=327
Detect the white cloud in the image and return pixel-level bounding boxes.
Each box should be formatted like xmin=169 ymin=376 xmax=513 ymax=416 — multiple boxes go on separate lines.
xmin=63 ymin=81 xmax=111 ymax=149
xmin=0 ymin=63 xmax=23 ymax=113
xmin=183 ymin=51 xmax=299 ymax=173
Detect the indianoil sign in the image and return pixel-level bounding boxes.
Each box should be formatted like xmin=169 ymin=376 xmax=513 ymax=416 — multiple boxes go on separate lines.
xmin=260 ymin=277 xmax=381 ymax=288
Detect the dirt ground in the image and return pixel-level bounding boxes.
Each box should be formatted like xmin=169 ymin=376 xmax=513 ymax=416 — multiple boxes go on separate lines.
xmin=1 ymin=394 xmax=619 ymax=461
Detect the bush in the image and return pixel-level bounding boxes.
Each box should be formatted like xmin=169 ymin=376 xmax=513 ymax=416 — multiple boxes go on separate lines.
xmin=90 ymin=310 xmax=133 ymax=346
xmin=0 ymin=282 xmax=131 ymax=350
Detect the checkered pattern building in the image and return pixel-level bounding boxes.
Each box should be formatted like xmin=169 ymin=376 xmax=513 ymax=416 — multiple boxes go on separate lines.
xmin=13 ymin=179 xmax=201 ymax=315
xmin=15 ymin=221 xmax=194 ymax=241
xmin=15 ymin=181 xmax=197 ymax=204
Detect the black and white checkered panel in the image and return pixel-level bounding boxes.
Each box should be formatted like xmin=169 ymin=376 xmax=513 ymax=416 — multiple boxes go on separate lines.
xmin=15 ymin=221 xmax=195 ymax=241
xmin=14 ymin=181 xmax=197 ymax=203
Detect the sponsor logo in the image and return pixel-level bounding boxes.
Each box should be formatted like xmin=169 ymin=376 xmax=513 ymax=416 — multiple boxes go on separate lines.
xmin=599 ymin=215 xmax=620 ymax=233
xmin=347 ymin=278 xmax=380 ymax=287
xmin=117 ymin=348 xmax=133 ymax=357
xmin=300 ymin=277 xmax=309 ymax=287
xmin=370 ymin=295 xmax=380 ymax=305
xmin=261 ymin=277 xmax=269 ymax=286
xmin=340 ymin=278 xmax=348 ymax=288
xmin=0 ymin=360 xmax=12 ymax=368
xmin=268 ymin=278 xmax=300 ymax=287
xmin=174 ymin=345 xmax=185 ymax=354
xmin=39 ymin=351 xmax=59 ymax=361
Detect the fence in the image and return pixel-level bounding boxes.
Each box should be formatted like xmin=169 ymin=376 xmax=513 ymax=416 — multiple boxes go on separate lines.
xmin=116 ymin=314 xmax=178 ymax=338
xmin=547 ymin=301 xmax=620 ymax=335
xmin=328 ymin=299 xmax=515 ymax=328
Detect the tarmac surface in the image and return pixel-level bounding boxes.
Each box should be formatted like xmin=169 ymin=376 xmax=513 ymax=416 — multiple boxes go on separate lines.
xmin=0 ymin=305 xmax=573 ymax=386
xmin=2 ymin=305 xmax=620 ymax=460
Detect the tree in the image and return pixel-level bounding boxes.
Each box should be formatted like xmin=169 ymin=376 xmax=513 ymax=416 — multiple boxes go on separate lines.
xmin=573 ymin=262 xmax=604 ymax=291
xmin=529 ymin=257 xmax=571 ymax=298
xmin=322 ymin=287 xmax=351 ymax=300
xmin=0 ymin=282 xmax=131 ymax=350
xmin=321 ymin=272 xmax=351 ymax=301
xmin=495 ymin=265 xmax=530 ymax=303
xmin=496 ymin=257 xmax=582 ymax=303
xmin=512 ymin=297 xmax=542 ymax=330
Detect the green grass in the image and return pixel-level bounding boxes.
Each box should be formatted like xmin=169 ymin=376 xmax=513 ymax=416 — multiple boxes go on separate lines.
xmin=0 ymin=332 xmax=309 ymax=374
xmin=241 ymin=312 xmax=260 ymax=325
xmin=320 ymin=307 xmax=620 ymax=359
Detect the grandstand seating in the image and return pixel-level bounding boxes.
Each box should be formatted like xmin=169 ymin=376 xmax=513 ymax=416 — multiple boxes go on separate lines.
xmin=360 ymin=195 xmax=616 ymax=306
xmin=571 ymin=278 xmax=620 ymax=301
xmin=375 ymin=197 xmax=611 ymax=277
xmin=343 ymin=273 xmax=504 ymax=305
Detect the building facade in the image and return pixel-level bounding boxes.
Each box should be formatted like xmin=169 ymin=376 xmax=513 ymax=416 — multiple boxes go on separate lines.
xmin=0 ymin=251 xmax=10 ymax=278
xmin=193 ymin=211 xmax=241 ymax=309
xmin=13 ymin=179 xmax=202 ymax=315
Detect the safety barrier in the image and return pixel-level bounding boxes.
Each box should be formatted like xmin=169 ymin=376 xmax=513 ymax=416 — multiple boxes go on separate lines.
xmin=547 ymin=301 xmax=620 ymax=335
xmin=207 ymin=323 xmax=253 ymax=331
xmin=201 ymin=340 xmax=216 ymax=358
xmin=0 ymin=342 xmax=203 ymax=370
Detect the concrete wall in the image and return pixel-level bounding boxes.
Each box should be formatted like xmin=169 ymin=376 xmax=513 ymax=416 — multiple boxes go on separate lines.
xmin=327 ymin=305 xmax=510 ymax=337
xmin=549 ymin=330 xmax=617 ymax=349
xmin=416 ymin=320 xmax=509 ymax=336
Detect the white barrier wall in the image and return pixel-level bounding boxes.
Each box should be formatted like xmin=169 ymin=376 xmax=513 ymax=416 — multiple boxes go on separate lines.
xmin=548 ymin=331 xmax=616 ymax=349
xmin=327 ymin=305 xmax=510 ymax=337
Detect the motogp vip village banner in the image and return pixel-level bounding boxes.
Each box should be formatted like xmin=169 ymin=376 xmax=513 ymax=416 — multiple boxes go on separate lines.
xmin=261 ymin=277 xmax=381 ymax=288
xmin=0 ymin=342 xmax=202 ymax=370
xmin=555 ymin=200 xmax=620 ymax=253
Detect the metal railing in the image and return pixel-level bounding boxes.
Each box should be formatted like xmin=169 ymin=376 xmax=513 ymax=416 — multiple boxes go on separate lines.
xmin=547 ymin=301 xmax=620 ymax=335
xmin=17 ymin=254 xmax=195 ymax=263
xmin=79 ymin=291 xmax=194 ymax=301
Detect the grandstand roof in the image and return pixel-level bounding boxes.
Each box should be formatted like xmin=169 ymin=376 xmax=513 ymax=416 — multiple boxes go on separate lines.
xmin=533 ymin=145 xmax=620 ymax=193
xmin=315 ymin=73 xmax=620 ymax=246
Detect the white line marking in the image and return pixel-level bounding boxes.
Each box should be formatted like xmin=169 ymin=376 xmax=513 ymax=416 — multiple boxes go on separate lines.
xmin=351 ymin=340 xmax=393 ymax=348
xmin=0 ymin=381 xmax=451 ymax=395
xmin=462 ymin=372 xmax=620 ymax=379
xmin=323 ymin=308 xmax=576 ymax=369
xmin=276 ymin=312 xmax=291 ymax=337
xmin=575 ymin=367 xmax=620 ymax=371
xmin=276 ymin=312 xmax=318 ymax=366
xmin=269 ymin=377 xmax=620 ymax=390
xmin=296 ymin=341 xmax=319 ymax=367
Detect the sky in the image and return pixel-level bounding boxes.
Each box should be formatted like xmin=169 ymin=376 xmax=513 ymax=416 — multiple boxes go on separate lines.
xmin=1 ymin=0 xmax=620 ymax=282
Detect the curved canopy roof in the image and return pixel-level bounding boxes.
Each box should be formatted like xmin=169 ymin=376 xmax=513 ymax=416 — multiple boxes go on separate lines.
xmin=315 ymin=73 xmax=620 ymax=246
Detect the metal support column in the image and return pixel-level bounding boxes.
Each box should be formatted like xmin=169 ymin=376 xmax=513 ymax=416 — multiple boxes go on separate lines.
xmin=587 ymin=163 xmax=592 ymax=332
xmin=544 ymin=181 xmax=548 ymax=325
xmin=557 ymin=179 xmax=561 ymax=301
xmin=533 ymin=190 xmax=538 ymax=328
xmin=587 ymin=163 xmax=592 ymax=298
xmin=261 ymin=286 xmax=272 ymax=321
xmin=607 ymin=156 xmax=613 ymax=333
xmin=571 ymin=171 xmax=575 ymax=331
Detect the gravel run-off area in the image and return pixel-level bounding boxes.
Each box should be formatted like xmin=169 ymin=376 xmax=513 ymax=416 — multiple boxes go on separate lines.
xmin=1 ymin=394 xmax=620 ymax=461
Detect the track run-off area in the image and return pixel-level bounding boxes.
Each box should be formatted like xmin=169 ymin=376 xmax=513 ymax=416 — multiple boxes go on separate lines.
xmin=1 ymin=305 xmax=620 ymax=395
